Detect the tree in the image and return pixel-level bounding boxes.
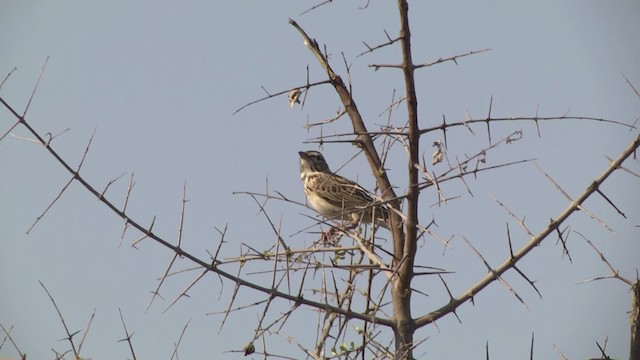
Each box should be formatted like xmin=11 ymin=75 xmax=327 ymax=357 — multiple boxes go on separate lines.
xmin=1 ymin=2 xmax=638 ymax=359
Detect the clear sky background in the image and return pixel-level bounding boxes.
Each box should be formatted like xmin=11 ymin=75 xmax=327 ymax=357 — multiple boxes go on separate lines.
xmin=1 ymin=1 xmax=639 ymax=359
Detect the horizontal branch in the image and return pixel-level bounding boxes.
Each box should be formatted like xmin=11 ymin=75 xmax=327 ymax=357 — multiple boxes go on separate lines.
xmin=358 ymin=29 xmax=401 ymax=57
xmin=419 ymin=115 xmax=635 ymax=135
xmin=369 ymin=48 xmax=490 ymax=71
xmin=301 ymin=113 xmax=634 ymax=143
xmin=414 ymin=48 xmax=491 ymax=69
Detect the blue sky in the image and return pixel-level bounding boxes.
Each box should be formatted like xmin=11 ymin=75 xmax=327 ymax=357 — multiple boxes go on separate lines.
xmin=1 ymin=1 xmax=639 ymax=359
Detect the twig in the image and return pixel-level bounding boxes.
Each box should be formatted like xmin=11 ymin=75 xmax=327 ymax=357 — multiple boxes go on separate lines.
xmin=27 ymin=130 xmax=96 ymax=234
xmin=462 ymin=236 xmax=528 ymax=308
xmin=414 ymin=48 xmax=490 ymax=68
xmin=169 ymin=319 xmax=191 ymax=360
xmin=117 ymin=309 xmax=137 ymax=360
xmin=358 ymin=29 xmax=401 ymax=57
xmin=233 ymin=80 xmax=331 ymax=115
xmin=77 ymin=308 xmax=96 ymax=355
xmin=369 ymin=48 xmax=490 ymax=70
xmin=40 ymin=281 xmax=79 ymax=359
xmin=23 ymin=56 xmax=49 ymax=116
xmin=300 ymin=0 xmax=333 ymax=16
xmin=535 ymin=162 xmax=615 ymax=234
xmin=420 ymin=114 xmax=635 ymax=135
xmin=0 ymin=323 xmax=25 ymax=359
xmin=120 ymin=173 xmax=136 ymax=241
xmin=0 ymin=66 xmax=17 ymax=90
xmin=576 ymin=231 xmax=633 ymax=286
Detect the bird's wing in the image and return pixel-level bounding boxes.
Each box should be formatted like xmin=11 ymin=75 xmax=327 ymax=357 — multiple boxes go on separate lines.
xmin=313 ymin=173 xmax=376 ymax=210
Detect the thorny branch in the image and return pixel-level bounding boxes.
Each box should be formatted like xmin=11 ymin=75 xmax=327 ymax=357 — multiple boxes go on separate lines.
xmin=0 ymin=323 xmax=25 ymax=360
xmin=233 ymin=79 xmax=331 ymax=115
xmin=0 ymin=96 xmax=394 ymax=327
xmin=414 ymin=131 xmax=640 ymax=328
xmin=39 ymin=281 xmax=80 ymax=359
xmin=117 ymin=309 xmax=138 ymax=360
xmin=358 ymin=29 xmax=402 ymax=57
xmin=369 ymin=48 xmax=491 ymax=70
xmin=2 ymin=3 xmax=638 ymax=358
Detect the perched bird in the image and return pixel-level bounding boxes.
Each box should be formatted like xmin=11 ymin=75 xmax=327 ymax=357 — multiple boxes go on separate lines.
xmin=288 ymin=88 xmax=301 ymax=108
xmin=298 ymin=150 xmax=389 ymax=229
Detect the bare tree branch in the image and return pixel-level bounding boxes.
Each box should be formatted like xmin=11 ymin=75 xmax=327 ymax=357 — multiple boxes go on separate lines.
xmin=117 ymin=309 xmax=137 ymax=360
xmin=415 ymin=132 xmax=640 ymax=328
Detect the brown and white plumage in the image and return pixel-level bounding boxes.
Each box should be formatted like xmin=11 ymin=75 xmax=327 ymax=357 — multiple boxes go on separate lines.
xmin=298 ymin=150 xmax=389 ymax=229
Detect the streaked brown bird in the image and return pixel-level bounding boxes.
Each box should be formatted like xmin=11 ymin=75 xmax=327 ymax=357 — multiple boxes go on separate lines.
xmin=298 ymin=150 xmax=389 ymax=229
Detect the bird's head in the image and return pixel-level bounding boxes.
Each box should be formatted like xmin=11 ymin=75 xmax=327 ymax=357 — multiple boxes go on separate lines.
xmin=299 ymin=150 xmax=331 ymax=175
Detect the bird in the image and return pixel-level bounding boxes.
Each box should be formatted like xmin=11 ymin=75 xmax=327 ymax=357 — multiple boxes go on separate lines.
xmin=288 ymin=88 xmax=301 ymax=108
xmin=298 ymin=150 xmax=389 ymax=230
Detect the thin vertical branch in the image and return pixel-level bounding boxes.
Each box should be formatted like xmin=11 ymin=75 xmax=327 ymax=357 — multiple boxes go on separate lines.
xmin=631 ymin=280 xmax=640 ymax=360
xmin=394 ymin=1 xmax=418 ymax=357
xmin=39 ymin=281 xmax=79 ymax=359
